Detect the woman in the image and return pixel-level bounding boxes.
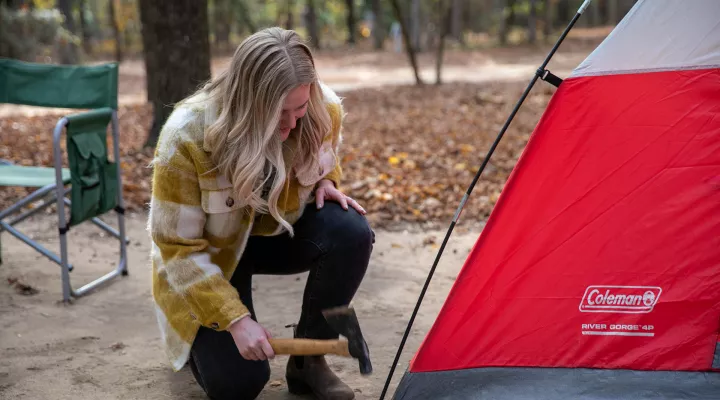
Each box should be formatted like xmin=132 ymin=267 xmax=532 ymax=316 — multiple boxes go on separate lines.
xmin=148 ymin=27 xmax=373 ymax=400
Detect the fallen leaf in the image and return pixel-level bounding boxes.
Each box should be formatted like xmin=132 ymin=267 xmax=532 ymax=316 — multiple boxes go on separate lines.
xmin=7 ymin=277 xmax=39 ymax=296
xmin=110 ymin=342 xmax=126 ymax=351
xmin=423 ymin=236 xmax=437 ymax=246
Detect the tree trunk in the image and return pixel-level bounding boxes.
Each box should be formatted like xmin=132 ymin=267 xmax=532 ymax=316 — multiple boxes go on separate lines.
xmin=1 ymin=0 xmax=25 ymax=9
xmin=450 ymin=0 xmax=464 ymax=45
xmin=435 ymin=1 xmax=452 ymax=85
xmin=607 ymin=0 xmax=619 ymax=24
xmin=389 ymin=0 xmax=423 ymax=85
xmin=139 ymin=0 xmax=212 ymax=148
xmin=286 ymin=0 xmax=294 ymax=30
xmin=620 ymin=0 xmax=635 ymax=16
xmin=57 ymin=0 xmax=79 ymax=64
xmin=305 ymin=0 xmax=320 ymax=48
xmin=498 ymin=0 xmax=516 ymax=46
xmin=78 ymin=0 xmax=93 ymax=55
xmin=410 ymin=0 xmax=421 ymax=51
xmin=214 ymin=0 xmax=231 ymax=53
xmin=590 ymin=0 xmax=601 ymax=27
xmin=345 ymin=0 xmax=356 ymax=45
xmin=543 ymin=0 xmax=554 ymax=42
xmin=108 ymin=0 xmax=123 ymax=62
xmin=371 ymin=0 xmax=384 ymax=50
xmin=236 ymin=0 xmax=257 ymax=34
xmin=556 ymin=0 xmax=569 ymax=25
xmin=527 ymin=0 xmax=537 ymax=44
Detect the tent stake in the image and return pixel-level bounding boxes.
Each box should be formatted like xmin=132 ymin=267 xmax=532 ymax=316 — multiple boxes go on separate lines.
xmin=378 ymin=1 xmax=592 ymax=399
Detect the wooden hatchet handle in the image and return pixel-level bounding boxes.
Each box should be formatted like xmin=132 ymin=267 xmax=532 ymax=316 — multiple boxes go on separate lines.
xmin=268 ymin=338 xmax=351 ymax=357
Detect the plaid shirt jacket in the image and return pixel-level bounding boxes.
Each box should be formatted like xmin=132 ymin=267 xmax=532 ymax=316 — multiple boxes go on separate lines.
xmin=148 ymin=83 xmax=344 ymax=370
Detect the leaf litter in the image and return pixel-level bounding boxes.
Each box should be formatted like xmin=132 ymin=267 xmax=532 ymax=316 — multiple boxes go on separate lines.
xmin=0 ymin=82 xmax=553 ymax=231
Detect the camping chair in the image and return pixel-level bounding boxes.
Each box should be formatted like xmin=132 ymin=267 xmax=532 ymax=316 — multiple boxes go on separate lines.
xmin=0 ymin=58 xmax=128 ymax=303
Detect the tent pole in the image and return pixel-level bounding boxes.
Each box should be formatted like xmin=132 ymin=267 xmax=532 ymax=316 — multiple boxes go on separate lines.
xmin=378 ymin=1 xmax=592 ymax=399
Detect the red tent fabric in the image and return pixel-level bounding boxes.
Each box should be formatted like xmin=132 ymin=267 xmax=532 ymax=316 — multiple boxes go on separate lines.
xmin=393 ymin=0 xmax=720 ymax=398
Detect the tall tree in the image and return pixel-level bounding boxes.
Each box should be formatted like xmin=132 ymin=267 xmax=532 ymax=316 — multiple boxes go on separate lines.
xmin=498 ymin=0 xmax=516 ymax=46
xmin=345 ymin=0 xmax=356 ymax=45
xmin=450 ymin=0 xmax=464 ymax=45
xmin=527 ymin=0 xmax=537 ymax=44
xmin=544 ymin=0 xmax=554 ymax=42
xmin=305 ymin=0 xmax=320 ymax=48
xmin=213 ymin=0 xmax=232 ymax=53
xmin=607 ymin=0 xmax=619 ymax=24
xmin=285 ymin=0 xmax=294 ymax=30
xmin=389 ymin=0 xmax=423 ymax=85
xmin=371 ymin=0 xmax=384 ymax=50
xmin=78 ymin=0 xmax=92 ymax=55
xmin=435 ymin=0 xmax=452 ymax=84
xmin=590 ymin=0 xmax=601 ymax=27
xmin=556 ymin=0 xmax=570 ymax=25
xmin=410 ymin=0 xmax=420 ymax=51
xmin=139 ymin=0 xmax=212 ymax=148
xmin=1 ymin=0 xmax=22 ymax=9
xmin=57 ymin=0 xmax=79 ymax=64
xmin=235 ymin=0 xmax=257 ymax=34
xmin=108 ymin=0 xmax=122 ymax=61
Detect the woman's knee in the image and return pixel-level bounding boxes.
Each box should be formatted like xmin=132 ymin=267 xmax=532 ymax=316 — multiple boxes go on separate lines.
xmin=322 ymin=202 xmax=374 ymax=252
xmin=199 ymin=360 xmax=270 ymax=400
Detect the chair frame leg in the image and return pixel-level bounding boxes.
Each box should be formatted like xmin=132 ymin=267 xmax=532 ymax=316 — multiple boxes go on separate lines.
xmin=53 ymin=117 xmax=73 ymax=302
xmin=0 ymin=111 xmax=129 ymax=303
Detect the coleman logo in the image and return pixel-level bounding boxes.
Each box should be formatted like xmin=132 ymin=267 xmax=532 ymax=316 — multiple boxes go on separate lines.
xmin=579 ymin=286 xmax=662 ymax=313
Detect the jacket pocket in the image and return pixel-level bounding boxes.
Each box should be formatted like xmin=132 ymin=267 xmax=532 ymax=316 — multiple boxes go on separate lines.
xmin=201 ymin=187 xmax=243 ymax=214
xmin=200 ymin=186 xmax=248 ymax=242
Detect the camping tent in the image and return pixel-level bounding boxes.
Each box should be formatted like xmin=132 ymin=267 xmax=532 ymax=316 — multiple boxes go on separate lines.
xmin=388 ymin=0 xmax=720 ymax=398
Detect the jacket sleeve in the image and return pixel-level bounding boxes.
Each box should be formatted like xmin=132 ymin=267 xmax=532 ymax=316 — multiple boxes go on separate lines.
xmin=322 ymin=100 xmax=344 ymax=188
xmin=149 ymin=141 xmax=250 ymax=331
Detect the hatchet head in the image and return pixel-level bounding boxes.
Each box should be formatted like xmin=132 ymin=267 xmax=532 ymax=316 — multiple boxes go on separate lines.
xmin=322 ymin=306 xmax=372 ymax=375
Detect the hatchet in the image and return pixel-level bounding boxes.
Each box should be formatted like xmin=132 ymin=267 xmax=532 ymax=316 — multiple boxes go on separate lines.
xmin=268 ymin=306 xmax=373 ymax=375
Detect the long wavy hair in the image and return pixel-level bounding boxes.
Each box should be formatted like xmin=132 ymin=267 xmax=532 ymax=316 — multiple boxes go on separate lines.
xmin=200 ymin=27 xmax=332 ymax=235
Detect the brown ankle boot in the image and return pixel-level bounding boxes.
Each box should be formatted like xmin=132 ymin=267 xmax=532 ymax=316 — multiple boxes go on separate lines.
xmin=286 ymin=355 xmax=355 ymax=399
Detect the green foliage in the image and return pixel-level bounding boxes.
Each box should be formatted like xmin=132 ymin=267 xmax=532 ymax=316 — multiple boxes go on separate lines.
xmin=0 ymin=6 xmax=80 ymax=62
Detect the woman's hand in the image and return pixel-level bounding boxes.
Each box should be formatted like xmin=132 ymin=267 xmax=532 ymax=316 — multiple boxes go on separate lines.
xmin=315 ymin=179 xmax=366 ymax=215
xmin=228 ymin=315 xmax=275 ymax=361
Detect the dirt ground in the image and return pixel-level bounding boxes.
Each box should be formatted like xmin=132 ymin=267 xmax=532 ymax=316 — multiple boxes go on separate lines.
xmin=0 ymin=212 xmax=481 ymax=399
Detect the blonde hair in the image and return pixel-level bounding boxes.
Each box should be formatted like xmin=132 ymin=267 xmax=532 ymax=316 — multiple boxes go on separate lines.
xmin=201 ymin=27 xmax=332 ymax=235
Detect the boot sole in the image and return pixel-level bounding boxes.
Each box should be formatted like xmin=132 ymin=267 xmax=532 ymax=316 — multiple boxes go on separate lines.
xmin=286 ymin=377 xmax=356 ymax=399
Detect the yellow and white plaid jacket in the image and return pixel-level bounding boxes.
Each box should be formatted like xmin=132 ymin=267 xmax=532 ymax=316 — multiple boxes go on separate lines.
xmin=148 ymin=83 xmax=344 ymax=371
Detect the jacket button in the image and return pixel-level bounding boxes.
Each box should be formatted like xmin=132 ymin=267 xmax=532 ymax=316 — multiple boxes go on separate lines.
xmin=210 ymin=322 xmax=220 ymax=330
xmin=225 ymin=197 xmax=234 ymax=207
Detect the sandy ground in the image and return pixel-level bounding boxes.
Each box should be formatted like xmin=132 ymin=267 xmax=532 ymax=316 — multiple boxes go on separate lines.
xmin=0 ymin=211 xmax=482 ymax=399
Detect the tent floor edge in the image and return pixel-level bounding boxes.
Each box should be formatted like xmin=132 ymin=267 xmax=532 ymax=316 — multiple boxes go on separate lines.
xmin=391 ymin=366 xmax=720 ymax=400
xmin=389 ymin=369 xmax=412 ymax=400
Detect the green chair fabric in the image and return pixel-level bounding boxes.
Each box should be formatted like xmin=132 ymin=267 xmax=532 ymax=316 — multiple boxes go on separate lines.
xmin=0 ymin=165 xmax=71 ymax=187
xmin=0 ymin=58 xmax=128 ymax=302
xmin=0 ymin=58 xmax=118 ymax=109
xmin=65 ymin=108 xmax=118 ymax=227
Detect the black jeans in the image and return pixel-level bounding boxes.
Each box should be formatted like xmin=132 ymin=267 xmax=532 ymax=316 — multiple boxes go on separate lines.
xmin=188 ymin=202 xmax=374 ymax=400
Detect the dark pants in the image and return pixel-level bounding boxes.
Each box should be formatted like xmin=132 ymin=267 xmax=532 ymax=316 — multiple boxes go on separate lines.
xmin=188 ymin=202 xmax=374 ymax=399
